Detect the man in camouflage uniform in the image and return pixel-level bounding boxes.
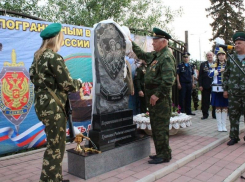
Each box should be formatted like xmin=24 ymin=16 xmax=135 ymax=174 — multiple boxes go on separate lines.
xmin=29 ymin=23 xmax=81 ymax=182
xmin=134 ymin=61 xmax=147 ymax=113
xmin=223 ymin=31 xmax=245 ymax=146
xmin=131 ymin=28 xmax=176 ymax=164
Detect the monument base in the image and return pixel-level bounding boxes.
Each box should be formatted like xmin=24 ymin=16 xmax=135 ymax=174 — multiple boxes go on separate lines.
xmin=67 ymin=135 xmax=150 ymax=179
xmin=89 ymin=124 xmax=137 ymax=151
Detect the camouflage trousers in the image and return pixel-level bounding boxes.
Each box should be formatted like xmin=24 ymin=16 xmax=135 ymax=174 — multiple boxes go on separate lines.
xmin=228 ymin=95 xmax=245 ymax=141
xmin=39 ymin=113 xmax=67 ymax=182
xmin=146 ymin=92 xmax=172 ymax=159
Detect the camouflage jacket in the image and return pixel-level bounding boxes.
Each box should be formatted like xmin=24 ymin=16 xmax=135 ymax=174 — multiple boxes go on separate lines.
xmin=134 ymin=64 xmax=146 ymax=92
xmin=223 ymin=52 xmax=245 ymax=95
xmin=29 ymin=49 xmax=81 ymax=119
xmin=132 ymin=42 xmax=176 ymax=97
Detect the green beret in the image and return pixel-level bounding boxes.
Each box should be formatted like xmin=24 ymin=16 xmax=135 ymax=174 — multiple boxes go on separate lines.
xmin=40 ymin=23 xmax=62 ymax=40
xmin=152 ymin=28 xmax=171 ymax=40
xmin=232 ymin=31 xmax=245 ymax=43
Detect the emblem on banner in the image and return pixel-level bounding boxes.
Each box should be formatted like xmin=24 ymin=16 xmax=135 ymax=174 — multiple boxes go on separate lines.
xmin=80 ymin=82 xmax=93 ymax=100
xmin=0 ymin=49 xmax=34 ymax=133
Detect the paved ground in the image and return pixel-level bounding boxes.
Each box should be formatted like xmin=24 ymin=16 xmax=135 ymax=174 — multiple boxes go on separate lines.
xmin=1 ymin=110 xmax=245 ymax=182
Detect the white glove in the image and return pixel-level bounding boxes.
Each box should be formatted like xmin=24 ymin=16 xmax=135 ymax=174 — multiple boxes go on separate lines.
xmin=74 ymin=127 xmax=80 ymax=135
xmin=77 ymin=78 xmax=83 ymax=83
xmin=214 ymin=70 xmax=218 ymax=76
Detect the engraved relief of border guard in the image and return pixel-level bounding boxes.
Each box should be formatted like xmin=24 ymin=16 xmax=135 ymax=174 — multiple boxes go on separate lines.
xmin=92 ymin=20 xmax=132 ymax=114
xmin=106 ymin=39 xmax=122 ymax=71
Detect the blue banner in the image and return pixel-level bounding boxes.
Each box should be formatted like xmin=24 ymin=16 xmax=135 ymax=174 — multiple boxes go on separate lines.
xmin=0 ymin=16 xmax=92 ymax=155
xmin=0 ymin=16 xmax=151 ymax=155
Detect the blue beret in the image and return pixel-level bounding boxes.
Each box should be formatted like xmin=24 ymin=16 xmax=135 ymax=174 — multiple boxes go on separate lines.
xmin=152 ymin=28 xmax=171 ymax=40
xmin=40 ymin=23 xmax=62 ymax=40
xmin=182 ymin=52 xmax=190 ymax=57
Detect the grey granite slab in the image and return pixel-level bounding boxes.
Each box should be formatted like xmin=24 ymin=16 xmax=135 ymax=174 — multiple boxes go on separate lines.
xmin=67 ymin=136 xmax=150 ymax=179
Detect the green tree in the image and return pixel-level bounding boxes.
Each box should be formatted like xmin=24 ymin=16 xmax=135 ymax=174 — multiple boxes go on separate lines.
xmin=0 ymin=0 xmax=41 ymax=18
xmin=0 ymin=0 xmax=182 ymax=36
xmin=206 ymin=0 xmax=245 ymax=45
xmin=121 ymin=0 xmax=182 ymax=35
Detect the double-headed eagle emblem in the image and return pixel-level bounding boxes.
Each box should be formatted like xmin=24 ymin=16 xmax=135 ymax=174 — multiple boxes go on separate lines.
xmin=2 ymin=73 xmax=29 ymax=108
xmin=0 ymin=49 xmax=34 ymax=133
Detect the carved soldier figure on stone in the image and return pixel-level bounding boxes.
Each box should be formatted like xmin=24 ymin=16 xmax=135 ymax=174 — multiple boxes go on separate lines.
xmin=92 ymin=21 xmax=131 ymax=114
xmin=130 ymin=28 xmax=176 ymax=164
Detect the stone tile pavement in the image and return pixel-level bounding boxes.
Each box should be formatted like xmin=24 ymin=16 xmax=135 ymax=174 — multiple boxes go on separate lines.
xmin=1 ymin=110 xmax=245 ymax=182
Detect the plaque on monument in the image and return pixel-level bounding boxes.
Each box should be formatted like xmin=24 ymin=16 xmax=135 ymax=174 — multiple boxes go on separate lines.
xmin=89 ymin=124 xmax=137 ymax=151
xmin=92 ymin=109 xmax=133 ymax=131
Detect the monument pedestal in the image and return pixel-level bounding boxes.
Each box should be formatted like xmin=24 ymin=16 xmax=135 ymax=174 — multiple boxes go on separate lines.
xmin=67 ymin=136 xmax=150 ymax=179
xmin=89 ymin=109 xmax=137 ymax=151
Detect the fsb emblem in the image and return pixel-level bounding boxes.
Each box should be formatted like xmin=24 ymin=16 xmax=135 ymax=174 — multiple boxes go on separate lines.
xmin=0 ymin=49 xmax=34 ymax=133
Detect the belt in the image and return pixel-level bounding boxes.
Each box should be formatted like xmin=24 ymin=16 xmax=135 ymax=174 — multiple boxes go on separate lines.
xmin=145 ymin=84 xmax=159 ymax=89
xmin=212 ymin=84 xmax=222 ymax=86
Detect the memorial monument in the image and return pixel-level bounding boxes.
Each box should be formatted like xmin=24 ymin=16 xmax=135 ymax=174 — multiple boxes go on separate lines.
xmin=89 ymin=20 xmax=137 ymax=151
xmin=67 ymin=20 xmax=150 ymax=179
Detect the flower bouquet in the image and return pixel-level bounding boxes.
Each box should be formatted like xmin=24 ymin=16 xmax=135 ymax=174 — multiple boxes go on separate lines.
xmin=172 ymin=104 xmax=181 ymax=117
xmin=133 ymin=104 xmax=192 ymax=136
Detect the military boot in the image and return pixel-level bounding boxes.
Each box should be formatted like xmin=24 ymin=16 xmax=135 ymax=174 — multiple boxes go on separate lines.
xmin=149 ymin=155 xmax=157 ymax=159
xmin=227 ymin=139 xmax=238 ymax=146
xmin=148 ymin=157 xmax=170 ymax=164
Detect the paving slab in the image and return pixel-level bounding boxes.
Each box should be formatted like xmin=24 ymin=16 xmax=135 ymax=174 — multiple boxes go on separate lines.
xmin=0 ymin=110 xmax=245 ymax=182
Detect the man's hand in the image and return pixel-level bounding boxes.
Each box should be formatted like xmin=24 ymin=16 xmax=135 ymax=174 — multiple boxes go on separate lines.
xmin=150 ymin=95 xmax=159 ymax=106
xmin=223 ymin=91 xmax=228 ymax=98
xmin=192 ymin=84 xmax=196 ymax=89
xmin=128 ymin=36 xmax=132 ymax=42
xmin=199 ymin=86 xmax=203 ymax=91
xmin=138 ymin=91 xmax=144 ymax=97
xmin=178 ymin=83 xmax=181 ymax=90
